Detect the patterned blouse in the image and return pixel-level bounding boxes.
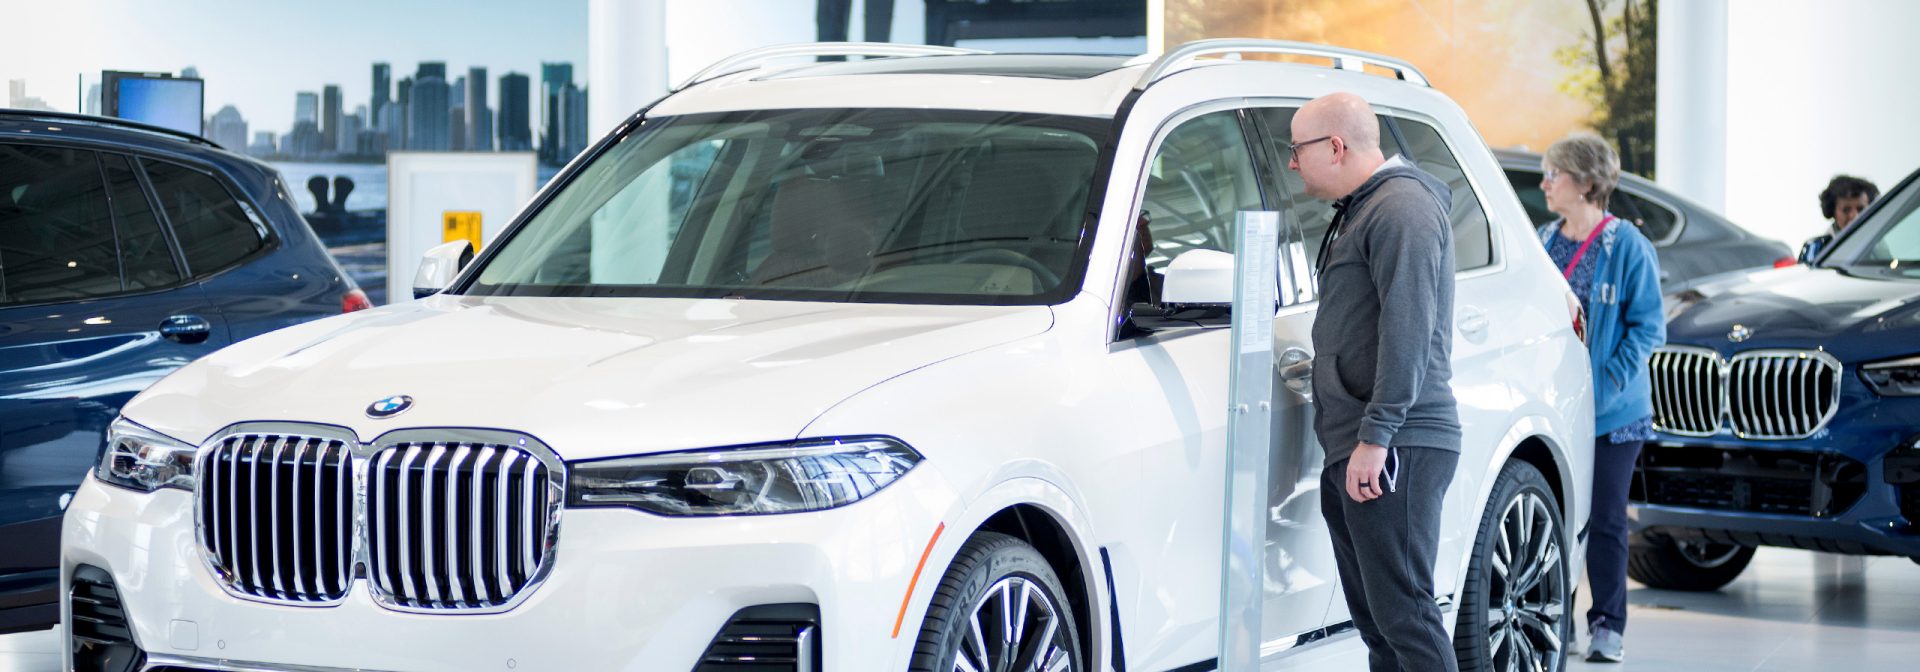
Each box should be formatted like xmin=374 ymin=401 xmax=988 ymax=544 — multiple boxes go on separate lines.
xmin=1546 ymin=220 xmax=1657 ymax=444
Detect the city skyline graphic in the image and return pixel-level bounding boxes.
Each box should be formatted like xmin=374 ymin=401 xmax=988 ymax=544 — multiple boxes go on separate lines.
xmin=1 ymin=0 xmax=589 ymax=162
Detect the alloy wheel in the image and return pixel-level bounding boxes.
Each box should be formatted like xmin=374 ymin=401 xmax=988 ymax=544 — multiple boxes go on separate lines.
xmin=952 ymin=576 xmax=1073 ymax=672
xmin=1486 ymin=491 xmax=1567 ymax=672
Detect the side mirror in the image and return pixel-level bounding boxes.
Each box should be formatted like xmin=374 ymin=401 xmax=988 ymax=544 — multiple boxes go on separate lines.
xmin=1161 ymin=249 xmax=1235 ymax=304
xmin=413 ymin=240 xmax=475 ymax=299
xmin=1129 ymin=249 xmax=1236 ymax=331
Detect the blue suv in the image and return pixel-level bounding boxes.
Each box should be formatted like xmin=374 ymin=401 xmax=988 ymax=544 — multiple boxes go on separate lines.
xmin=0 ymin=110 xmax=367 ymax=634
xmin=1635 ymin=165 xmax=1920 ymax=590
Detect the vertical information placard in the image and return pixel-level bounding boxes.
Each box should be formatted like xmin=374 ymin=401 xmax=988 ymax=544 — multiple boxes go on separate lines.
xmin=1220 ymin=211 xmax=1279 ymax=670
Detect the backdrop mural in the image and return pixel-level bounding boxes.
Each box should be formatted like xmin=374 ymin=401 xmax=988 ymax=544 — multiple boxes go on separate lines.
xmin=1166 ymin=0 xmax=1657 ymax=177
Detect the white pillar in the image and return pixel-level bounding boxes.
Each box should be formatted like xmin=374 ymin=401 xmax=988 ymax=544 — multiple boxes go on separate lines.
xmin=1654 ymin=0 xmax=1728 ymax=215
xmin=1148 ymin=0 xmax=1166 ymax=53
xmin=588 ymin=0 xmax=668 ymax=140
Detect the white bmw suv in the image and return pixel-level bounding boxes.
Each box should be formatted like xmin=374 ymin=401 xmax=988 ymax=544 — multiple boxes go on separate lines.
xmin=64 ymin=40 xmax=1593 ymax=672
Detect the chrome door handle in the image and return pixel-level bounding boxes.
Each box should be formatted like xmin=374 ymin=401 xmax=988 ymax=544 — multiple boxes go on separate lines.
xmin=1277 ymin=347 xmax=1313 ymax=400
xmin=159 ymin=315 xmax=213 ymax=344
xmin=1458 ymin=311 xmax=1489 ymax=336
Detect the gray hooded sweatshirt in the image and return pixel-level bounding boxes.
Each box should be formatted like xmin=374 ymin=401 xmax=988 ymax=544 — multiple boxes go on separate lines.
xmin=1310 ymin=159 xmax=1463 ymax=467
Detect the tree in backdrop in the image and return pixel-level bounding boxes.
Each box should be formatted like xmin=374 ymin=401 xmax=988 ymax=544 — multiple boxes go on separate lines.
xmin=1557 ymin=0 xmax=1657 ymax=178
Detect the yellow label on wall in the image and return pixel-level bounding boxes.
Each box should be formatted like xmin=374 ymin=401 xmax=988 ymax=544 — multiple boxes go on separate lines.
xmin=442 ymin=211 xmax=482 ymax=251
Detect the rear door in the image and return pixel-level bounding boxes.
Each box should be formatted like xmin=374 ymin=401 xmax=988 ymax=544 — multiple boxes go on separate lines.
xmin=137 ymin=158 xmax=302 ymax=342
xmin=0 ymin=143 xmax=229 ymax=591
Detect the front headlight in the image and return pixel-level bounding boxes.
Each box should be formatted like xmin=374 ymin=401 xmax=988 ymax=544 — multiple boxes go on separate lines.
xmin=96 ymin=417 xmax=197 ymax=492
xmin=1863 ymin=355 xmax=1920 ymax=397
xmin=566 ymin=437 xmax=921 ymax=516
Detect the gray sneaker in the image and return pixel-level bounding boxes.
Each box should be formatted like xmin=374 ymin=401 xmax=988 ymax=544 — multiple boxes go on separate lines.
xmin=1586 ymin=627 xmax=1625 ymax=663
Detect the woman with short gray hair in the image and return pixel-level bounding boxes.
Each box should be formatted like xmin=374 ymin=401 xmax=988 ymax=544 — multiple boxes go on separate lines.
xmin=1545 ymin=134 xmax=1622 ymax=208
xmin=1534 ymin=132 xmax=1663 ymax=663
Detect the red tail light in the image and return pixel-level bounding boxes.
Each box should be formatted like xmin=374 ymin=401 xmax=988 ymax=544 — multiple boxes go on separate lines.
xmin=1773 ymin=256 xmax=1798 ymax=268
xmin=342 ymin=289 xmax=372 ymax=313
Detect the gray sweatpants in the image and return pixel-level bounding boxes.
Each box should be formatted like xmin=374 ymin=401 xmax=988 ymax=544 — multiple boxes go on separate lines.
xmin=1320 ymin=446 xmax=1460 ymax=672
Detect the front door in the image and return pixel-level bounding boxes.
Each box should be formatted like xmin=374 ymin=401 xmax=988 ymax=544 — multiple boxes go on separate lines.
xmin=1092 ymin=105 xmax=1339 ymax=668
xmin=0 ymin=144 xmax=228 ymax=606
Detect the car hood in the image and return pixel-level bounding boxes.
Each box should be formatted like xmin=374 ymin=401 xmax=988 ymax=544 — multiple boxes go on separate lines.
xmin=123 ymin=295 xmax=1053 ymax=460
xmin=1666 ymin=265 xmax=1920 ymax=361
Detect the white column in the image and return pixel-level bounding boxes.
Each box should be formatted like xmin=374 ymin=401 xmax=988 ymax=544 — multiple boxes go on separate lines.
xmin=588 ymin=0 xmax=667 ymax=140
xmin=587 ymin=0 xmax=670 ymax=284
xmin=1654 ymin=0 xmax=1728 ymax=216
xmin=1148 ymin=0 xmax=1166 ymax=53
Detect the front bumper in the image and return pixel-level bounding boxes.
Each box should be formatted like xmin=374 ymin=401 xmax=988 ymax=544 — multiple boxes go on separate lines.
xmin=61 ymin=465 xmax=958 ymax=671
xmin=1631 ymin=431 xmax=1920 ymax=558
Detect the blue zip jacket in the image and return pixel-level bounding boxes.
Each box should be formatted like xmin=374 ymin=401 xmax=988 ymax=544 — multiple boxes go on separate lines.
xmin=1537 ymin=216 xmax=1665 ymax=436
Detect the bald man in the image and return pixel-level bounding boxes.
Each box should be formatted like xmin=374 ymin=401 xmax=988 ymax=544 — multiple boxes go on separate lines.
xmin=1291 ymin=92 xmax=1463 ymax=672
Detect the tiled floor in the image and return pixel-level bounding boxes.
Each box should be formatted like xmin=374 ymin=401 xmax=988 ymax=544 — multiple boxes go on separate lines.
xmin=1565 ymin=548 xmax=1920 ymax=671
xmin=3 ymin=548 xmax=1915 ymax=671
xmin=0 ymin=625 xmax=56 ymax=672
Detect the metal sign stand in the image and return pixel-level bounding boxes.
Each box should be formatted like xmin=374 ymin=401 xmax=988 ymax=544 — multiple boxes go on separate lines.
xmin=1220 ymin=211 xmax=1279 ymax=671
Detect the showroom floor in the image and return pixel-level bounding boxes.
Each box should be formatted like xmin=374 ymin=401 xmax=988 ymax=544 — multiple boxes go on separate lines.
xmin=1 ymin=547 xmax=1913 ymax=671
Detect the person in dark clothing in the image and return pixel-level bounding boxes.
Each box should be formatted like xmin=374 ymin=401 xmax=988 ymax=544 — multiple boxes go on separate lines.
xmin=1533 ymin=133 xmax=1664 ymax=663
xmin=1290 ymin=92 xmax=1463 ymax=672
xmin=1800 ymin=175 xmax=1880 ymax=262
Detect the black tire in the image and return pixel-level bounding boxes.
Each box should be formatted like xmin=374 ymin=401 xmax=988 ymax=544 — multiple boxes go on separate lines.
xmin=1626 ymin=533 xmax=1755 ymax=591
xmin=1455 ymin=460 xmax=1572 ymax=672
xmin=909 ymin=531 xmax=1083 ymax=672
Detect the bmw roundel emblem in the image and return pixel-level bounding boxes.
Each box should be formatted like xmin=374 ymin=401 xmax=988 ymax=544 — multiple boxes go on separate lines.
xmin=366 ymin=395 xmax=414 ymax=419
xmin=1728 ymin=324 xmax=1753 ymax=343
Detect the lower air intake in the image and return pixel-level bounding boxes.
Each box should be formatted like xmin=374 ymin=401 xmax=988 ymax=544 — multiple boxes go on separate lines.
xmin=695 ymin=604 xmax=822 ymax=672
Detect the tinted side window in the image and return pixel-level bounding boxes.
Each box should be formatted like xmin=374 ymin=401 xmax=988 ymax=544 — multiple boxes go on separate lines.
xmin=1137 ymin=111 xmax=1263 ymax=271
xmin=103 ymin=154 xmax=183 ymax=290
xmin=1503 ymin=167 xmax=1557 ymax=227
xmin=1394 ymin=119 xmax=1494 ymax=271
xmin=144 ymin=160 xmax=266 ymax=277
xmin=0 ymin=145 xmax=120 ymax=305
xmin=1612 ymin=189 xmax=1678 ymax=243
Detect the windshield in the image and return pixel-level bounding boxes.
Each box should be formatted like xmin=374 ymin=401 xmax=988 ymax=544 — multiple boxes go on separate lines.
xmin=467 ymin=108 xmax=1110 ymax=304
xmin=1826 ymin=171 xmax=1920 ymax=279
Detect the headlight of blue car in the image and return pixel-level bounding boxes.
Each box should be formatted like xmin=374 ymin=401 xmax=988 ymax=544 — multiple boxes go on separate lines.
xmin=566 ymin=437 xmax=921 ymax=516
xmin=96 ymin=416 xmax=198 ymax=492
xmin=1862 ymin=355 xmax=1920 ymax=397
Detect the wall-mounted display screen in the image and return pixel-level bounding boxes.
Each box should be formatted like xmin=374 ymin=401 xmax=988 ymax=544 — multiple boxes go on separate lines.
xmin=104 ymin=71 xmax=203 ymax=136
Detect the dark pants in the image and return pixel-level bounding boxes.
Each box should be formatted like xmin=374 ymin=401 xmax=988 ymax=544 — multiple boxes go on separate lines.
xmin=1586 ymin=435 xmax=1643 ymax=634
xmin=1322 ymin=447 xmax=1461 ymax=672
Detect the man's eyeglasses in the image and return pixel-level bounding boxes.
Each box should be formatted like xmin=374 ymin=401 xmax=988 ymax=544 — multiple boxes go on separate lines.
xmin=1287 ymin=136 xmax=1334 ymax=159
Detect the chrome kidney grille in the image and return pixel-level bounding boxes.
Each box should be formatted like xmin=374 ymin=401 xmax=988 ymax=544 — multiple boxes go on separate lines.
xmin=368 ymin=441 xmax=553 ymax=611
xmin=1650 ymin=348 xmax=1724 ymax=436
xmin=194 ymin=426 xmax=564 ymax=613
xmin=197 ymin=434 xmax=355 ymax=602
xmin=1650 ymin=347 xmax=1843 ymax=440
xmin=1727 ymin=352 xmax=1843 ymax=439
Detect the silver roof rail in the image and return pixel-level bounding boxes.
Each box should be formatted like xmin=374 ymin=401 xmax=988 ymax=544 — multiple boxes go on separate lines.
xmin=675 ymin=42 xmax=990 ymax=92
xmin=1134 ymin=39 xmax=1430 ymax=90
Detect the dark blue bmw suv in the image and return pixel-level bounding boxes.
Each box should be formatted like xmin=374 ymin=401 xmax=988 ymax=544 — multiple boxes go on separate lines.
xmin=0 ymin=110 xmax=368 ymax=633
xmin=1632 ymin=165 xmax=1920 ymax=590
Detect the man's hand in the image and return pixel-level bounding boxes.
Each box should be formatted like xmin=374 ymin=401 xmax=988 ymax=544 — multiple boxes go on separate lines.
xmin=1346 ymin=442 xmax=1389 ymax=502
